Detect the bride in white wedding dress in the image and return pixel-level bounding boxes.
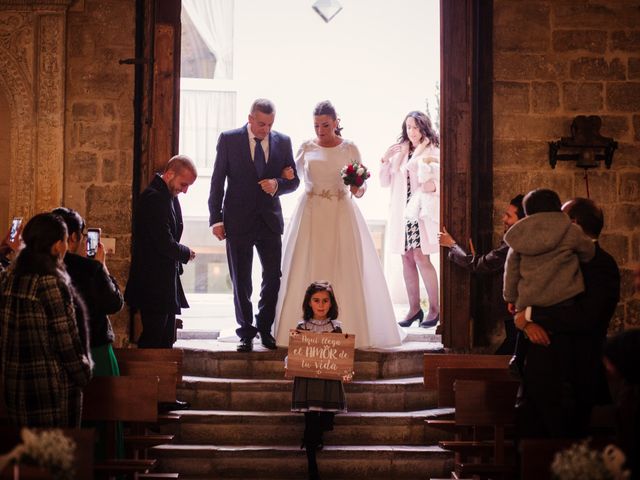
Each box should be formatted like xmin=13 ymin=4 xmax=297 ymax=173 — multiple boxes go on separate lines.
xmin=274 ymin=101 xmax=404 ymax=349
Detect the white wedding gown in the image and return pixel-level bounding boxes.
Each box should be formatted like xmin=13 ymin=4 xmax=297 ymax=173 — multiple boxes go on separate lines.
xmin=274 ymin=139 xmax=404 ymax=349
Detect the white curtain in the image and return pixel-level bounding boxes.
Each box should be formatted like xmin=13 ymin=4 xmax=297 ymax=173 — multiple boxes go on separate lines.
xmin=180 ymin=90 xmax=236 ymax=168
xmin=182 ymin=0 xmax=234 ymax=79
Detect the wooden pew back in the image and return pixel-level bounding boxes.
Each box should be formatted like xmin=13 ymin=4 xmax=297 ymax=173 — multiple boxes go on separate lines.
xmin=423 ymin=354 xmax=511 ymax=389
xmin=117 ymin=360 xmax=178 ymax=403
xmin=83 ymin=376 xmax=159 ymax=423
xmin=437 ymin=367 xmax=515 ymax=408
xmin=454 ymin=379 xmax=520 ymax=468
xmin=114 ymin=349 xmax=183 ymax=382
xmin=454 ymin=379 xmax=519 ymax=427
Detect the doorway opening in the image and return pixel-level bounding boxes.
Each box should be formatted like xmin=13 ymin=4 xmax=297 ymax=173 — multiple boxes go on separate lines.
xmin=177 ymin=0 xmax=441 ymax=335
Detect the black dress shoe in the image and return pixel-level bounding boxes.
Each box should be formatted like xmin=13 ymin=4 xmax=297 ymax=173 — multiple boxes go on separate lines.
xmin=260 ymin=332 xmax=277 ymax=350
xmin=237 ymin=338 xmax=253 ymax=352
xmin=158 ymin=399 xmax=191 ymax=412
xmin=398 ymin=309 xmax=424 ymax=327
xmin=420 ymin=314 xmax=439 ymax=328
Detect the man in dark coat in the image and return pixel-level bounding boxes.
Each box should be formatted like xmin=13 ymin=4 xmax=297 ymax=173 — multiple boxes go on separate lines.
xmin=515 ymin=197 xmax=620 ymax=438
xmin=125 ymin=155 xmax=197 ymax=348
xmin=439 ymin=194 xmax=524 ymax=354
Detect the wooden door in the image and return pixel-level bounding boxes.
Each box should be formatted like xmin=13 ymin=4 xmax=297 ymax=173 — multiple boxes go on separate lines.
xmin=440 ymin=0 xmax=493 ymax=350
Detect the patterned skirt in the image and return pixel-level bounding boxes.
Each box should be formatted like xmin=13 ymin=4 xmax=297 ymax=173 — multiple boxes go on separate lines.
xmin=405 ymin=220 xmax=421 ymax=251
xmin=405 ymin=175 xmax=421 ymax=251
xmin=292 ymin=377 xmax=347 ymax=413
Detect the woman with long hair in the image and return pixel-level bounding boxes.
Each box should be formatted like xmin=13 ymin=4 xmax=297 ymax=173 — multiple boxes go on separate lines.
xmin=380 ymin=111 xmax=440 ymax=328
xmin=0 ymin=213 xmax=92 ymax=427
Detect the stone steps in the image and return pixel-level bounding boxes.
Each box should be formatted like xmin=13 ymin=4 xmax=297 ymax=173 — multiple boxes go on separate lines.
xmin=152 ymin=444 xmax=453 ymax=479
xmin=155 ymin=342 xmax=450 ymax=478
xmin=178 ymin=375 xmax=437 ymax=412
xmin=181 ymin=341 xmax=443 ymax=380
xmin=163 ymin=409 xmax=453 ymax=446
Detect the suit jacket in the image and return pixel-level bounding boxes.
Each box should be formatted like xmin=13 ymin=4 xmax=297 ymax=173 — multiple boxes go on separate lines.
xmin=449 ymin=240 xmax=513 ymax=332
xmin=208 ymin=125 xmax=299 ymax=237
xmin=125 ymin=174 xmax=191 ymax=314
xmin=64 ymin=253 xmax=123 ymax=347
xmin=532 ymin=242 xmax=621 ymax=404
xmin=448 ymin=240 xmax=509 ymax=274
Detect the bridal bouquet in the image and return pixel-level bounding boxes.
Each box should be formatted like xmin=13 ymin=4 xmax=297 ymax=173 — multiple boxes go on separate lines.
xmin=340 ymin=160 xmax=371 ymax=188
xmin=0 ymin=428 xmax=76 ymax=480
xmin=550 ymin=440 xmax=630 ymax=480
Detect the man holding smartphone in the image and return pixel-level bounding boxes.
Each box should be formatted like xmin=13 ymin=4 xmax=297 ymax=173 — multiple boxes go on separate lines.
xmin=125 ymin=155 xmax=197 ymax=348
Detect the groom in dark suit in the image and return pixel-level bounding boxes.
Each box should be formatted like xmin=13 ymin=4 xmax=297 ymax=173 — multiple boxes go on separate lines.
xmin=209 ymin=99 xmax=300 ymax=352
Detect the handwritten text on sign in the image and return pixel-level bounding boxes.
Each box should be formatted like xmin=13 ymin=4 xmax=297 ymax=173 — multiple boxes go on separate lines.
xmin=286 ymin=329 xmax=355 ymax=382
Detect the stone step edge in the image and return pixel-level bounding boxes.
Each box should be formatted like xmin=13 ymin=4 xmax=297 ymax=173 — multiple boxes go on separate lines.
xmin=152 ymin=444 xmax=451 ymax=455
xmin=180 ymin=375 xmax=426 ymax=387
xmin=169 ymin=408 xmax=453 ymax=423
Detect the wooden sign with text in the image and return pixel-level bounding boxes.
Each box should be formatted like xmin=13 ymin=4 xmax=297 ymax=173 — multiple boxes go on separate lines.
xmin=285 ymin=330 xmax=355 ymax=382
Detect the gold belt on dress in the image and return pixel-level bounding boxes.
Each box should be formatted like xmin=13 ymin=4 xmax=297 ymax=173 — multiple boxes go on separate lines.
xmin=306 ymin=189 xmax=347 ymax=201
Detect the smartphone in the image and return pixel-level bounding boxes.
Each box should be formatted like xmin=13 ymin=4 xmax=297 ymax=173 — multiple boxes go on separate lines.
xmin=9 ymin=217 xmax=22 ymax=242
xmin=86 ymin=228 xmax=101 ymax=258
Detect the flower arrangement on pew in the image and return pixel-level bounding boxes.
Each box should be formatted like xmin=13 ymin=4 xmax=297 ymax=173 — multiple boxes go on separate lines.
xmin=0 ymin=428 xmax=76 ymax=480
xmin=551 ymin=440 xmax=630 ymax=480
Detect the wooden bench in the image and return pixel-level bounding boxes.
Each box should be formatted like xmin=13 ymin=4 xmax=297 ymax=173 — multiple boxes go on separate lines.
xmin=117 ymin=360 xmax=179 ymax=404
xmin=454 ymin=380 xmax=519 ymax=480
xmin=114 ymin=348 xmax=185 ymax=422
xmin=0 ymin=427 xmax=94 ymax=479
xmin=113 ymin=348 xmax=183 ymax=383
xmin=424 ymin=358 xmax=511 ymax=434
xmin=437 ymin=367 xmax=516 ymax=408
xmin=423 ymin=353 xmax=511 ymax=390
xmin=115 ymin=360 xmax=179 ymax=457
xmin=83 ymin=375 xmax=160 ymax=478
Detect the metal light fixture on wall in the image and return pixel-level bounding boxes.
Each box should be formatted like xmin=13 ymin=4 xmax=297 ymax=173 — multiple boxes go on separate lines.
xmin=548 ymin=115 xmax=618 ymax=197
xmin=313 ymin=0 xmax=343 ymax=23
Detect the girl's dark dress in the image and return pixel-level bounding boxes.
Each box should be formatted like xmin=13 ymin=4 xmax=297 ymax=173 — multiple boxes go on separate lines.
xmin=291 ymin=318 xmax=347 ymax=413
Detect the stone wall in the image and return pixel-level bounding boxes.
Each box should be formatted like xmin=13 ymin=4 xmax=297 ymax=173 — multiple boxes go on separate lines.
xmin=64 ymin=0 xmax=135 ymax=345
xmin=493 ymin=0 xmax=640 ymax=332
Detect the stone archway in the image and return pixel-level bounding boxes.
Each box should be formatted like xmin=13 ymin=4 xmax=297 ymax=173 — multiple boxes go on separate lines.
xmin=0 ymin=3 xmax=71 ymax=220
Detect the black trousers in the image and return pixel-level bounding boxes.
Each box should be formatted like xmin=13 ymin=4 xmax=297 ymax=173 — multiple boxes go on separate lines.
xmin=495 ymin=318 xmax=518 ymax=355
xmin=226 ymin=217 xmax=282 ymax=340
xmin=138 ymin=310 xmax=176 ymax=348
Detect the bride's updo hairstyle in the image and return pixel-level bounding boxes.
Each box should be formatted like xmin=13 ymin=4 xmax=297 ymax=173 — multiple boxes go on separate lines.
xmin=313 ymin=100 xmax=343 ymax=137
xmin=398 ymin=111 xmax=440 ymax=148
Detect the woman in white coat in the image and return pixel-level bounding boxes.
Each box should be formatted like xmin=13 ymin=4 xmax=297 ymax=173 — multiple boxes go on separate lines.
xmin=380 ymin=111 xmax=440 ymax=328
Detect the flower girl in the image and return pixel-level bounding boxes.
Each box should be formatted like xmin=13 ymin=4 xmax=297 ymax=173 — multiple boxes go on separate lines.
xmin=289 ymin=281 xmax=347 ymax=480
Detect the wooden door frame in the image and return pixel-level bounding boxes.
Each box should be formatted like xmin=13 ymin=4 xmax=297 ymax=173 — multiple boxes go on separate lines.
xmin=132 ymin=0 xmax=495 ymax=350
xmin=440 ymin=0 xmax=493 ymax=350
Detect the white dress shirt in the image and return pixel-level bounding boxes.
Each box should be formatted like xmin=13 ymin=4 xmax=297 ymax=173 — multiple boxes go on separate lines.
xmin=212 ymin=127 xmax=276 ymax=229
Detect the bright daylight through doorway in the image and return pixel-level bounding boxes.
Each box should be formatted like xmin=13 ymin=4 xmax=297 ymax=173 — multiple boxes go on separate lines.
xmin=177 ymin=0 xmax=440 ymax=337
